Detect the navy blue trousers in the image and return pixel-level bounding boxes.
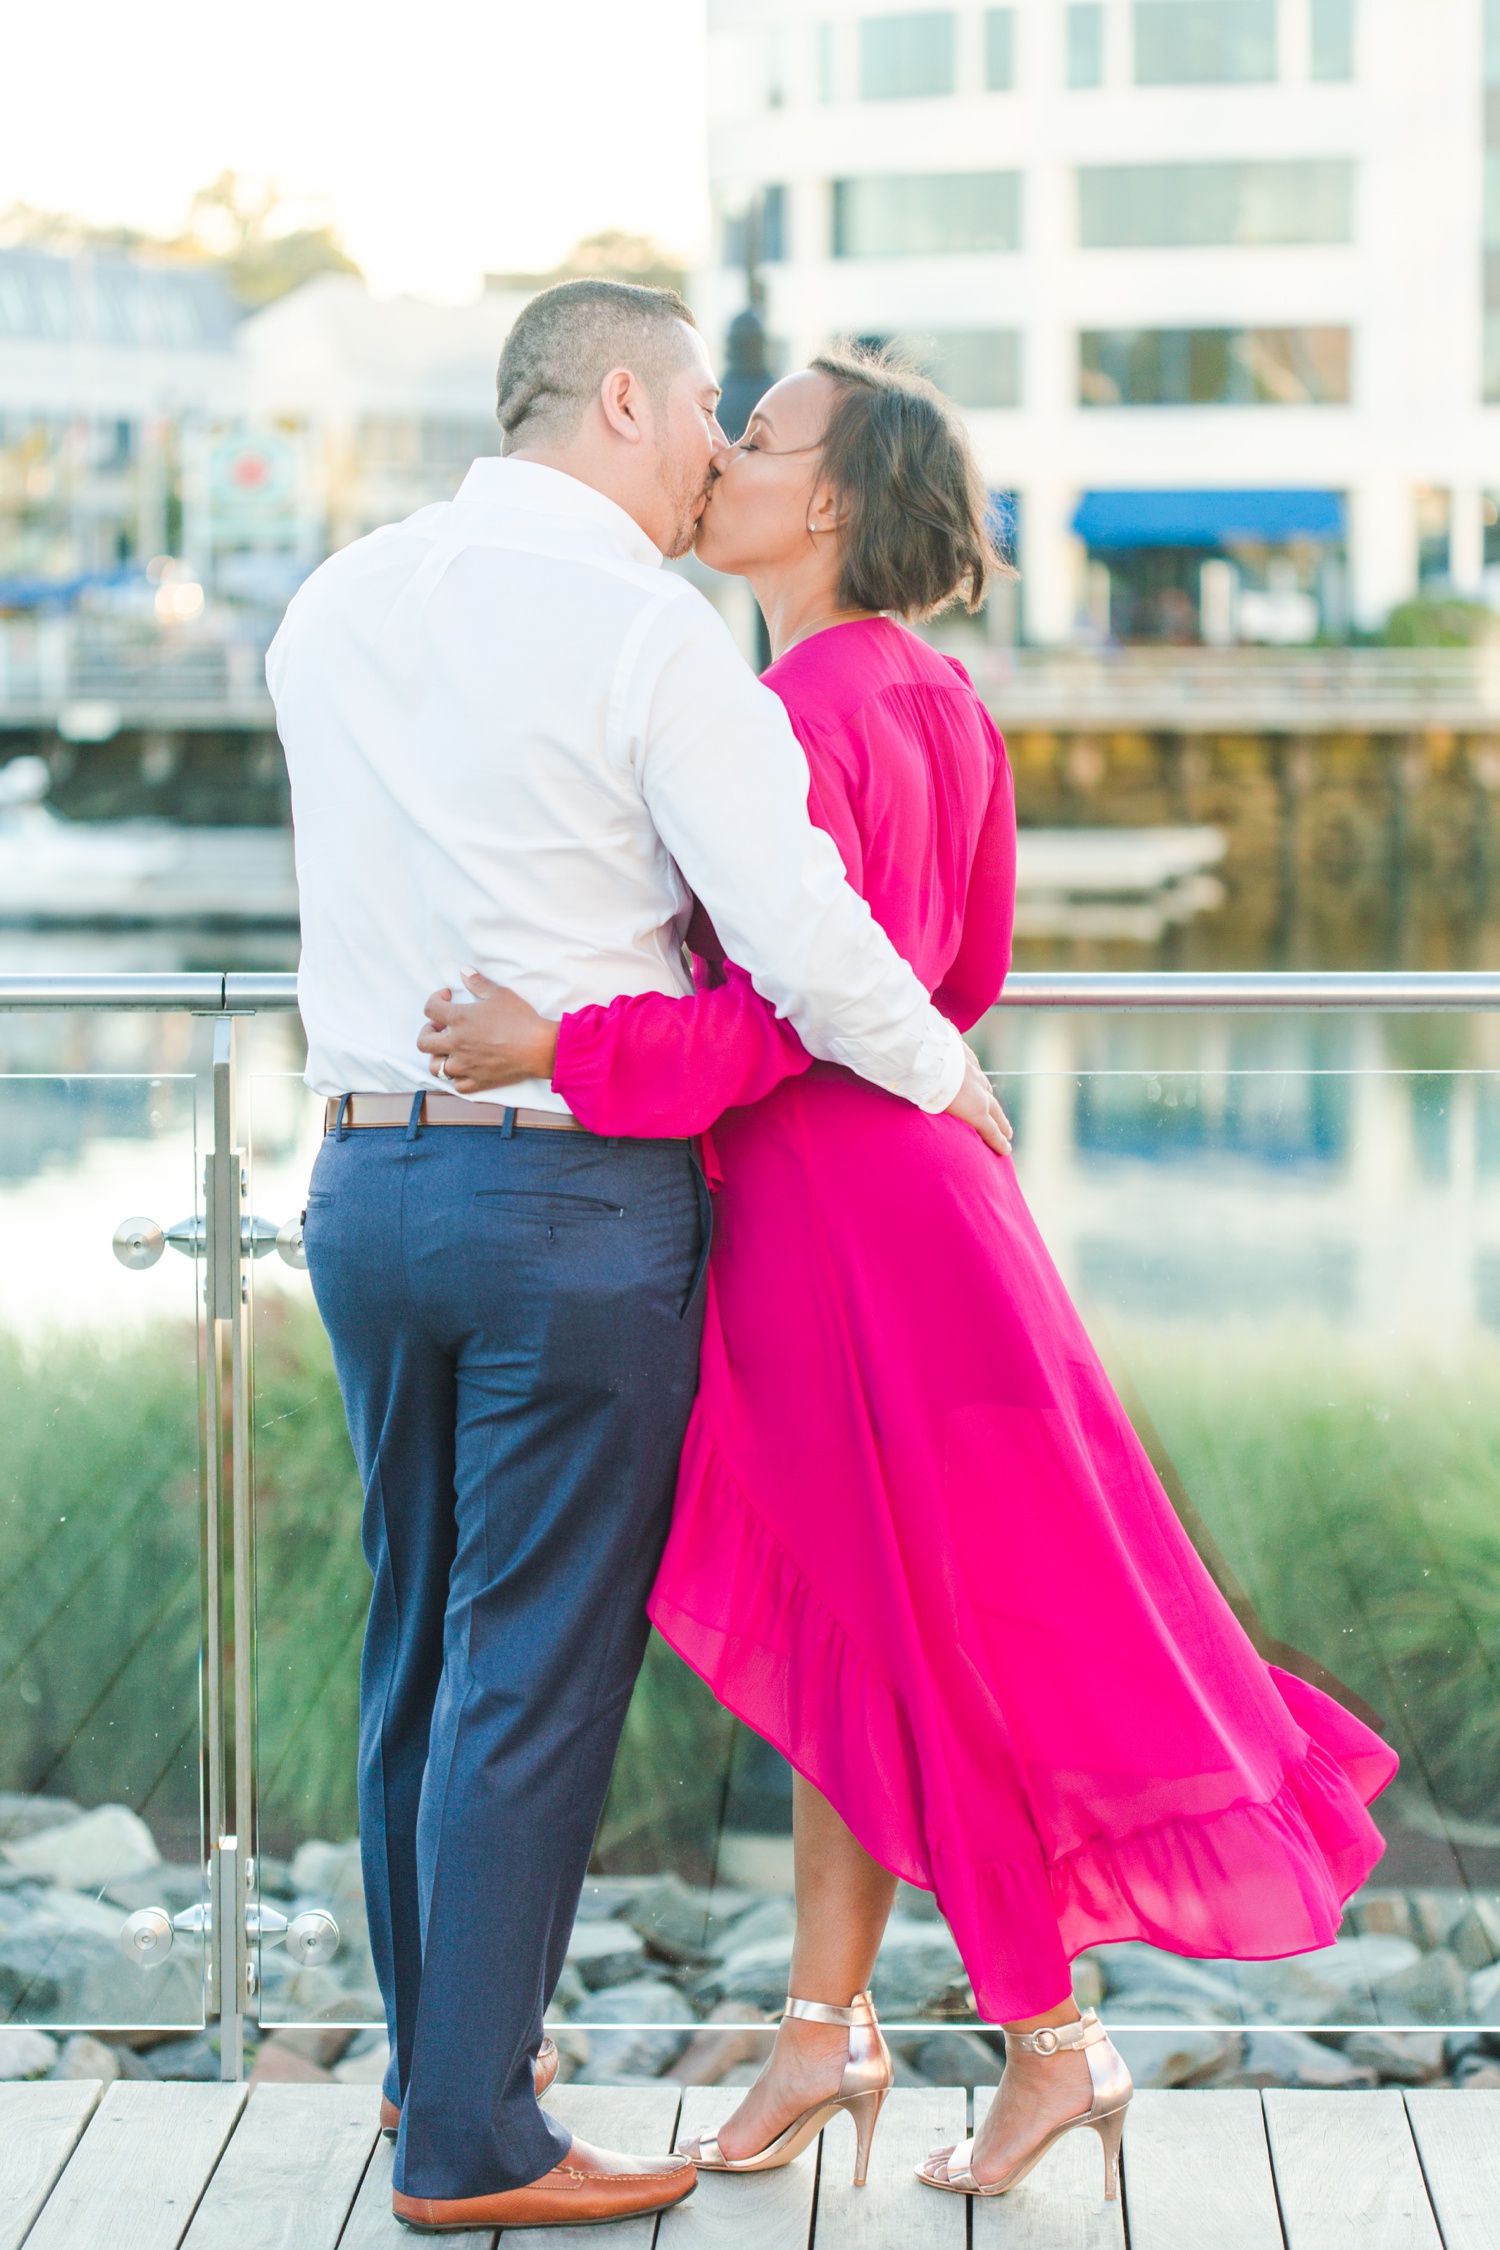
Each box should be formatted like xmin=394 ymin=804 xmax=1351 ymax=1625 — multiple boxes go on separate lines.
xmin=303 ymin=1111 xmax=707 ymax=2199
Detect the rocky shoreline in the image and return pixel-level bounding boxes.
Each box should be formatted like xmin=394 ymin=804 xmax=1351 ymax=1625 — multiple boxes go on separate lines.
xmin=4 ymin=1793 xmax=1499 ymax=2094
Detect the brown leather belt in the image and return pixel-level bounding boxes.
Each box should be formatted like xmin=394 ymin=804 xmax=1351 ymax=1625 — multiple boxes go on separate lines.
xmin=326 ymin=1093 xmax=587 ymax=1133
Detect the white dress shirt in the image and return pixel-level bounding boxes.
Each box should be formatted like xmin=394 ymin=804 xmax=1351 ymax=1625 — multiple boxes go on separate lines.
xmin=267 ymin=457 xmax=966 ymax=1115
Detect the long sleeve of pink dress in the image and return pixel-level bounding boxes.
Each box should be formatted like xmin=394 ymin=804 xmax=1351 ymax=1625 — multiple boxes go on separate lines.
xmin=553 ymin=620 xmax=1395 ymax=2021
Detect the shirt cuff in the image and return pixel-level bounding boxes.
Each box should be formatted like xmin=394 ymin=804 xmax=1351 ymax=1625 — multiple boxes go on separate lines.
xmin=915 ymin=1020 xmax=968 ymax=1114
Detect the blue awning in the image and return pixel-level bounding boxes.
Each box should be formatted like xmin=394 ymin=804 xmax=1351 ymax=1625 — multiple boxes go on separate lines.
xmin=1072 ymin=489 xmax=1345 ymax=550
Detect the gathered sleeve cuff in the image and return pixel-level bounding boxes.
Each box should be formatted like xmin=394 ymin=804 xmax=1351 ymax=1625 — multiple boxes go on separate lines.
xmin=553 ymin=962 xmax=814 ymax=1139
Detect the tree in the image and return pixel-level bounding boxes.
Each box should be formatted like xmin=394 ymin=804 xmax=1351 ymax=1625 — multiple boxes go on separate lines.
xmin=0 ymin=174 xmax=360 ymax=307
xmin=488 ymin=230 xmax=685 ymax=296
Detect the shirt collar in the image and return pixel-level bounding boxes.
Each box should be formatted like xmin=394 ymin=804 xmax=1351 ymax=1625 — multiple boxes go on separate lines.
xmin=453 ymin=456 xmax=663 ymax=569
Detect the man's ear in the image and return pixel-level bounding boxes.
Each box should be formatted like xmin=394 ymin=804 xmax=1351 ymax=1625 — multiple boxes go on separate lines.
xmin=598 ymin=366 xmax=650 ymax=446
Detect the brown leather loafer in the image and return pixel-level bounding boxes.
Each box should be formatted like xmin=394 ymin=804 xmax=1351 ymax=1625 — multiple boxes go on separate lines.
xmin=391 ymin=2136 xmax=696 ymax=2231
xmin=380 ymin=2036 xmax=559 ymax=2137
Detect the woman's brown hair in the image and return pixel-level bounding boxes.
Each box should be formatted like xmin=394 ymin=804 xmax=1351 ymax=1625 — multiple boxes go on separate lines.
xmin=809 ymin=344 xmax=1007 ymax=620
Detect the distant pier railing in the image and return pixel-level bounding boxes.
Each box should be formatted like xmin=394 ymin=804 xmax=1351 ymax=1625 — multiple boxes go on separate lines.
xmin=1 ymin=972 xmax=1498 ymax=1014
xmin=5 ymin=634 xmax=1500 ymax=740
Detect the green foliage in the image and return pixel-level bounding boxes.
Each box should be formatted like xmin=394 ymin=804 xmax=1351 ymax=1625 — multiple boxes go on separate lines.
xmin=7 ymin=1310 xmax=1500 ymax=1872
xmin=1380 ymin=596 xmax=1498 ymax=648
xmin=1131 ymin=1326 xmax=1500 ymax=1819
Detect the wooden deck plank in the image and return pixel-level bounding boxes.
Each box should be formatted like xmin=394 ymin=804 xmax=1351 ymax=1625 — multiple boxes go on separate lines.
xmin=337 ymin=2134 xmax=492 ymax=2250
xmin=507 ymin=2085 xmax=684 ymax=2247
xmin=23 ymin=2082 xmax=248 ymax=2250
xmin=813 ymin=2087 xmax=966 ymax=2250
xmin=0 ymin=2080 xmax=104 ymax=2250
xmin=660 ymin=2085 xmax=817 ymax=2250
xmin=1121 ymin=2091 xmax=1282 ymax=2250
xmin=1264 ymin=2090 xmax=1443 ymax=2250
xmin=1404 ymin=2090 xmax=1500 ymax=2250
xmin=969 ymin=2087 xmax=1127 ymax=2250
xmin=181 ymin=2085 xmax=380 ymax=2250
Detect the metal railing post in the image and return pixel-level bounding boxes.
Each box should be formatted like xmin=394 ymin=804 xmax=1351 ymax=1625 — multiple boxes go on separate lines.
xmin=200 ymin=1012 xmax=254 ymax=2080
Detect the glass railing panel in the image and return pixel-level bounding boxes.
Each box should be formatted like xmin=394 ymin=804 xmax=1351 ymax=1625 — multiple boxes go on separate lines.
xmin=249 ymin=1023 xmax=1500 ymax=2086
xmin=0 ymin=1050 xmax=206 ymax=2040
xmin=995 ymin=1023 xmax=1500 ymax=2048
xmin=244 ymin=1068 xmax=375 ymax=2031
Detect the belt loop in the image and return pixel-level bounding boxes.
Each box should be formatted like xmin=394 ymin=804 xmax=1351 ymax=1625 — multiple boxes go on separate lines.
xmin=501 ymin=1107 xmax=517 ymax=1140
xmin=406 ymin=1092 xmax=425 ymax=1141
xmin=333 ymin=1094 xmax=352 ymax=1142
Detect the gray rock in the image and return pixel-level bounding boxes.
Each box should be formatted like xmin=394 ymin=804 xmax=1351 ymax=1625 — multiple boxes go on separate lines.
xmin=1210 ymin=2029 xmax=1378 ymax=2090
xmin=573 ymin=1878 xmax=648 ymax=1923
xmin=1468 ymin=1960 xmax=1500 ymax=2020
xmin=899 ymin=2029 xmax=1002 ymax=2085
xmin=1343 ymin=2030 xmax=1447 ymax=2083
xmin=1234 ymin=1937 xmax=1421 ymax=2026
xmin=694 ymin=1937 xmax=795 ymax=2015
xmin=0 ymin=2027 xmax=57 ymax=2079
xmin=50 ymin=2033 xmax=121 ymax=2084
xmin=623 ymin=1875 xmax=758 ymax=1964
xmin=3 ymin=1805 xmax=159 ymax=1891
xmin=143 ymin=2035 xmax=223 ymax=2082
xmin=287 ymin=1839 xmax=364 ymax=1903
xmin=1350 ymin=1890 xmax=1416 ymax=1943
xmin=104 ymin=1864 xmax=205 ymax=1915
xmin=869 ymin=1917 xmax=968 ymax=2018
xmin=1451 ymin=1898 xmax=1500 ymax=1973
xmin=704 ymin=1896 xmax=796 ymax=1962
xmin=1373 ymin=1949 xmax=1470 ymax=2025
xmin=546 ymin=1963 xmax=589 ymax=2018
xmin=0 ymin=1913 xmax=199 ymax=2024
xmin=1109 ymin=2028 xmax=1244 ymax=2089
xmin=1408 ymin=1892 xmax=1473 ymax=1953
xmin=573 ymin=1978 xmax=695 ymax=2082
xmin=0 ymin=1797 xmax=82 ymax=1845
xmin=894 ymin=1883 xmax=945 ymax=1924
xmin=1454 ymin=2055 xmax=1500 ymax=2088
xmin=566 ymin=1919 xmax=649 ymax=1990
xmin=1091 ymin=1944 xmax=1243 ymax=2022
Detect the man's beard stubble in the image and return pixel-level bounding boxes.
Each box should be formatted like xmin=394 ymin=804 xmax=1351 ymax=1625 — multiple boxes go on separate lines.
xmin=660 ymin=459 xmax=718 ymax=562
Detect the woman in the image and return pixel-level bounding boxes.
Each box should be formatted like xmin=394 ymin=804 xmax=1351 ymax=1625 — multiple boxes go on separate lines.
xmin=419 ymin=350 xmax=1397 ymax=2202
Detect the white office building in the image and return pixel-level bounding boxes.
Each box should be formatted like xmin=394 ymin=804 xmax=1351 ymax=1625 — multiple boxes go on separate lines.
xmin=695 ymin=0 xmax=1499 ymax=642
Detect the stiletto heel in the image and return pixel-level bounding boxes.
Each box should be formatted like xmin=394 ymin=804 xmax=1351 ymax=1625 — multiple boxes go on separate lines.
xmin=848 ymin=2087 xmax=888 ymax=2186
xmin=678 ymin=1991 xmax=893 ymax=2181
xmin=1093 ymin=2101 xmax=1126 ymax=2199
xmin=914 ymin=2009 xmax=1132 ymax=2203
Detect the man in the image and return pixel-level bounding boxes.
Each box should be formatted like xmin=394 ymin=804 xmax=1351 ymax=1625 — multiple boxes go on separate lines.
xmin=268 ymin=278 xmax=1005 ymax=2233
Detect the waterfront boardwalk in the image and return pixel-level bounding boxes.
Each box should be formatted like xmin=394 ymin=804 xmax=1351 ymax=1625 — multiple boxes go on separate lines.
xmin=3 ymin=2080 xmax=1499 ymax=2249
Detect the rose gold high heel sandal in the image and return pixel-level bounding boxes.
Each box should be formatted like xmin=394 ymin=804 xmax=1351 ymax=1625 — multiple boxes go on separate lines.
xmin=915 ymin=2009 xmax=1132 ymax=2201
xmin=678 ymin=1991 xmax=892 ymax=2185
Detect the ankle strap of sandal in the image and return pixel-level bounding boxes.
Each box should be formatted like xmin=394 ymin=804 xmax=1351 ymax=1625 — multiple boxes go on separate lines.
xmin=783 ymin=1991 xmax=877 ymax=2027
xmin=1005 ymin=2008 xmax=1102 ymax=2057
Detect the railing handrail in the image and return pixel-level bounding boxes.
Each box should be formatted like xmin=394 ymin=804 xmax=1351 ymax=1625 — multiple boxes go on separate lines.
xmin=1 ymin=970 xmax=1499 ymax=1012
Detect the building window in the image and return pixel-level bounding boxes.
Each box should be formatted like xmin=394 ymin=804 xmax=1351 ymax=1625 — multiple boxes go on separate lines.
xmin=833 ymin=172 xmax=1023 ymax=255
xmin=1310 ymin=0 xmax=1355 ymax=78
xmin=1134 ymin=0 xmax=1276 ymax=83
xmin=761 ymin=186 xmax=787 ymax=262
xmin=1416 ymin=488 xmax=1451 ymax=585
xmin=817 ymin=20 xmax=837 ymax=99
xmin=905 ymin=328 xmax=1022 ymax=404
xmin=1079 ymin=327 xmax=1350 ymax=404
xmin=1067 ymin=4 xmax=1106 ymax=84
xmin=1078 ymin=159 xmax=1354 ymax=245
xmin=859 ymin=12 xmax=958 ymax=98
xmin=985 ymin=8 xmax=1017 ymax=87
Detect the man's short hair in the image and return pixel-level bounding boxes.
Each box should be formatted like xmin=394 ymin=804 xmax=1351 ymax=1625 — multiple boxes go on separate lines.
xmin=496 ymin=279 xmax=699 ymax=451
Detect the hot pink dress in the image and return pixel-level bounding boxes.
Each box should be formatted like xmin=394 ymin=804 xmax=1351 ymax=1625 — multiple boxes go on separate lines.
xmin=553 ymin=617 xmax=1395 ymax=2021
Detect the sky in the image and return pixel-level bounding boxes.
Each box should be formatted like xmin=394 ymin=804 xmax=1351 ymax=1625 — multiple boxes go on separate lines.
xmin=0 ymin=0 xmax=710 ymax=303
